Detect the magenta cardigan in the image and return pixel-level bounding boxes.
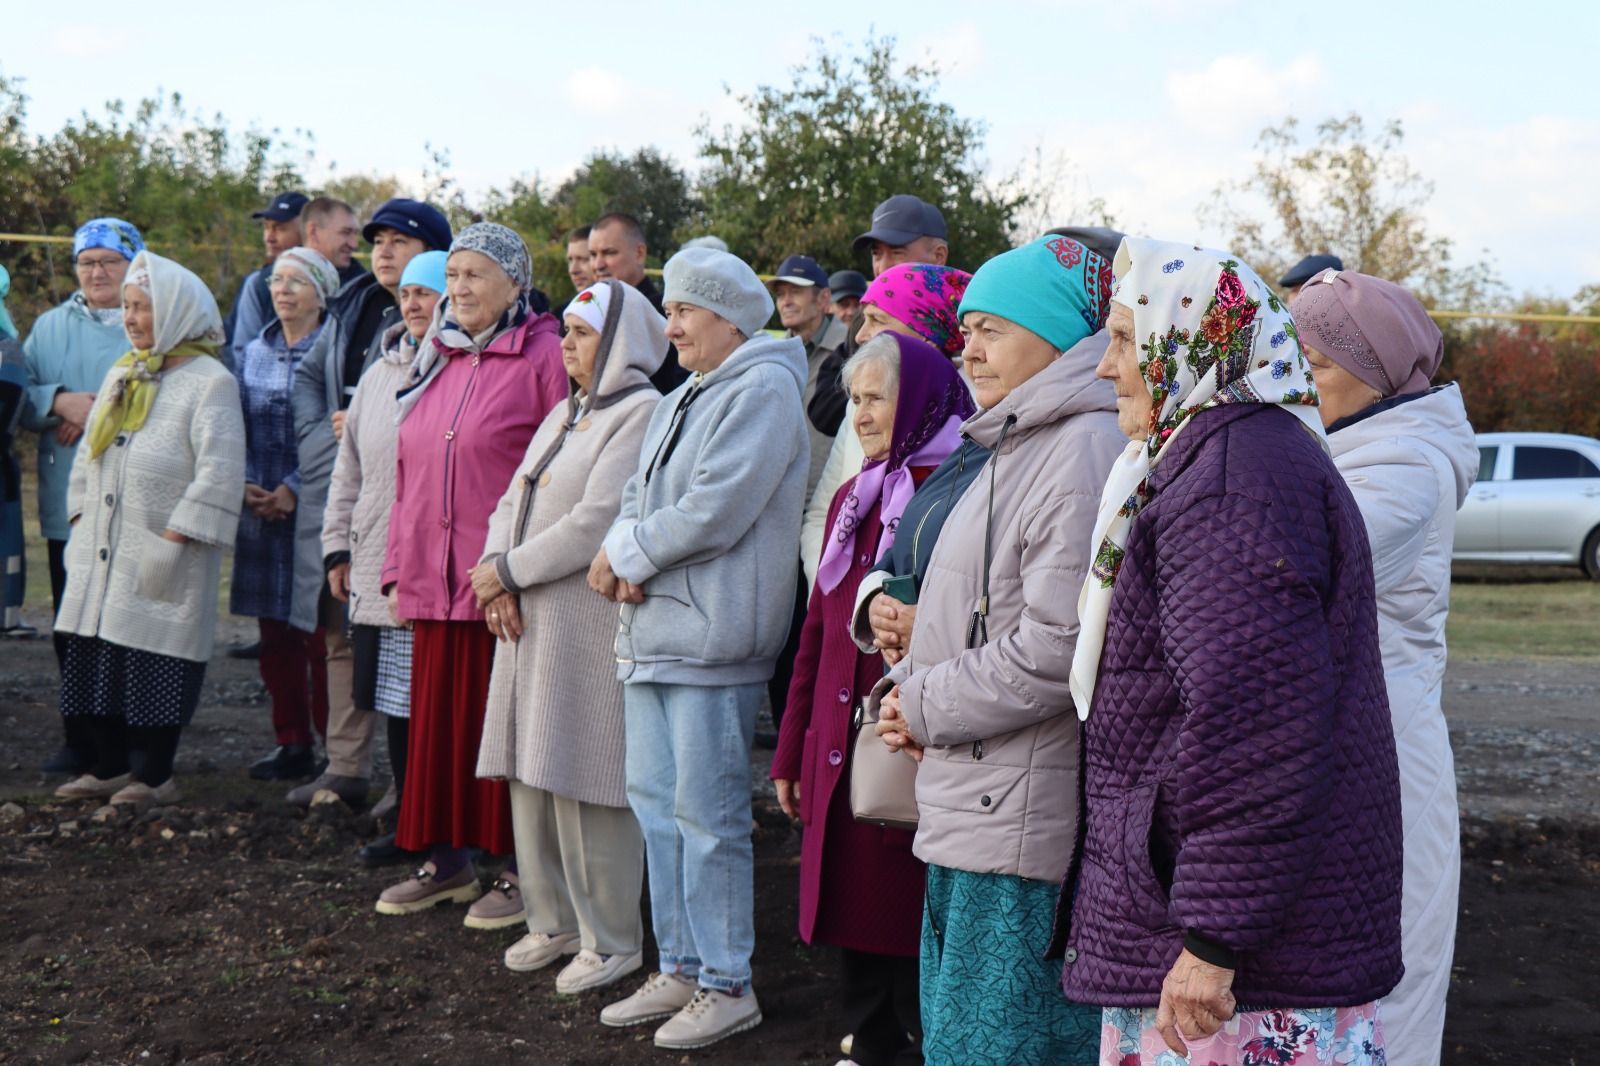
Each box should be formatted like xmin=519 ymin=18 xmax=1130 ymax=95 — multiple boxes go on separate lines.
xmin=382 ymin=313 xmax=566 ymax=622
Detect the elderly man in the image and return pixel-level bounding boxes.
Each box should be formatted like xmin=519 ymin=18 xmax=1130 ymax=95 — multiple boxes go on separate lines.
xmin=284 ymin=199 xmax=452 ymax=808
xmin=588 ymin=212 xmax=686 ymax=392
xmin=588 ymin=247 xmax=808 ymax=1049
xmin=827 ymin=269 xmax=867 ymax=322
xmin=852 ymin=194 xmax=949 ymax=279
xmin=21 ymin=218 xmax=147 ymax=774
xmin=227 ymin=190 xmax=309 ymax=369
xmin=567 ymin=225 xmax=596 ymax=291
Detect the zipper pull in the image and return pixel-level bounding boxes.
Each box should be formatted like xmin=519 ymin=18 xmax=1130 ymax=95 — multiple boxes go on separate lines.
xmin=972 ymin=739 xmax=985 ymax=761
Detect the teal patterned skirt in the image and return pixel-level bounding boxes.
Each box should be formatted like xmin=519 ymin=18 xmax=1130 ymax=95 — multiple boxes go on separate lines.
xmin=921 ymin=863 xmax=1099 ymax=1066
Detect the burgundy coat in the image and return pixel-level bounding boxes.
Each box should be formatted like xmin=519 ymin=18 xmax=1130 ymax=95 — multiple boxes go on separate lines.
xmin=772 ymin=484 xmax=926 ymax=957
xmin=1054 ymin=404 xmax=1404 ymax=1009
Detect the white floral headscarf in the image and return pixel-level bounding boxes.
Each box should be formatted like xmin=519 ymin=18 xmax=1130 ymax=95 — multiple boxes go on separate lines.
xmin=1068 ymin=238 xmax=1326 ymax=720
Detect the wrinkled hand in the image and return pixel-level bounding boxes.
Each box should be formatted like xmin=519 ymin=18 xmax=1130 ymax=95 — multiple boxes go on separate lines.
xmin=328 ymin=562 xmax=351 ymax=602
xmin=469 ymin=560 xmax=506 ymax=608
xmin=386 ymin=586 xmax=410 ymax=629
xmin=54 ymin=421 xmax=84 ymax=446
xmin=873 ymin=686 xmax=924 ymax=762
xmin=331 ymin=411 xmax=346 ymax=441
xmin=52 ymin=390 xmax=95 ymax=430
xmin=1156 ymin=948 xmax=1237 ymax=1057
xmin=160 ymin=529 xmax=189 ymax=544
xmin=587 ymin=548 xmax=619 ymax=600
xmin=484 ymin=592 xmax=523 ymax=643
xmin=775 ymin=779 xmax=802 ymax=821
xmin=260 ymin=484 xmax=297 ymax=522
xmin=244 ymin=482 xmax=274 ymax=517
xmin=615 ymin=579 xmax=645 ymax=604
xmin=869 ymin=595 xmax=915 ymax=665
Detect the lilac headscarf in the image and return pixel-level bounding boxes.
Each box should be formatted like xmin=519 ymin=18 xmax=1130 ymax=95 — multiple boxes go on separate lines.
xmin=816 ymin=332 xmax=976 ymax=594
xmin=1290 ymin=268 xmax=1442 ymax=398
xmin=861 ymin=263 xmax=973 ymax=359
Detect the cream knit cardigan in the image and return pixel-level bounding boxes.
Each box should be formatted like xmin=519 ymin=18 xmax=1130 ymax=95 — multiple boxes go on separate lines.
xmin=56 ymin=357 xmax=246 ymax=662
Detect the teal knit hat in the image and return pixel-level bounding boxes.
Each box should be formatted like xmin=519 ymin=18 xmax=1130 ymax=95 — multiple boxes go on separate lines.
xmin=957 ymin=234 xmax=1115 ymax=352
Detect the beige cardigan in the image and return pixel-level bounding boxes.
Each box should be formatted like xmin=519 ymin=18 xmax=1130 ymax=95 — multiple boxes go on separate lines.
xmin=57 ymin=357 xmax=246 ymax=662
xmin=475 ymin=285 xmax=662 ymax=807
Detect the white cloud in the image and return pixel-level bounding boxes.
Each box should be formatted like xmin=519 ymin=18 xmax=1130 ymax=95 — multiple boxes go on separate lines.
xmin=908 ymin=23 xmax=985 ymax=80
xmin=562 ymin=67 xmax=632 ymax=116
xmin=49 ymin=26 xmax=131 ymax=60
xmin=1165 ymin=52 xmax=1324 ymax=135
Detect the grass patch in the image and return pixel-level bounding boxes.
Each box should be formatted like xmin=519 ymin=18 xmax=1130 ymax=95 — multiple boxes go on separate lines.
xmin=1448 ymin=572 xmax=1600 ymax=661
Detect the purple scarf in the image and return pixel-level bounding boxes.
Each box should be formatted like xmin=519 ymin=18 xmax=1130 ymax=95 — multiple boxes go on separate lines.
xmin=817 ymin=333 xmax=975 ymax=594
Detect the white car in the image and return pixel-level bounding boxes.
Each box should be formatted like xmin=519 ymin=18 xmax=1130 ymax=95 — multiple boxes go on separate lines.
xmin=1455 ymin=432 xmax=1600 ymax=578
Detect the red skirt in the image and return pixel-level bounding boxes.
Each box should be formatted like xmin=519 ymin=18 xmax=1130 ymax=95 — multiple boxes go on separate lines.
xmin=396 ymin=620 xmax=512 ymax=854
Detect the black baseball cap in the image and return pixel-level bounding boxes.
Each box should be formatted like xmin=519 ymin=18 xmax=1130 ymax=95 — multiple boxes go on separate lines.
xmin=1280 ymin=254 xmax=1345 ymax=288
xmin=363 ymin=198 xmax=453 ymax=251
xmin=772 ymin=254 xmax=831 ymax=289
xmin=828 ymin=270 xmax=868 ymax=299
xmin=251 ymin=190 xmax=309 ymax=221
xmin=852 ymin=194 xmax=948 ymax=253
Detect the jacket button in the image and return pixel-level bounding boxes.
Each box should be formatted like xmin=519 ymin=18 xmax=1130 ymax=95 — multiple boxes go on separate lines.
xmin=440 ymin=518 xmax=450 ymax=529
xmin=1064 ymin=947 xmax=1078 ymax=964
xmin=980 ymin=795 xmax=991 ymax=807
xmin=350 ymin=531 xmax=357 ymax=543
xmin=858 ymin=552 xmax=871 ymax=565
xmin=114 ymin=435 xmax=126 ymax=446
xmin=827 ymin=750 xmax=843 ymax=767
xmin=837 ymin=688 xmax=850 ymax=703
xmin=104 ymin=494 xmax=114 ymax=506
xmin=98 ymin=548 xmax=108 ymax=560
xmin=538 ymin=471 xmax=552 ymax=488
xmin=444 ymin=430 xmax=455 ymax=440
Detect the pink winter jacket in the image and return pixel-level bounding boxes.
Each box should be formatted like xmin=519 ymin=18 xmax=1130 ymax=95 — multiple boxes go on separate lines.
xmin=382 ymin=312 xmax=566 ymax=622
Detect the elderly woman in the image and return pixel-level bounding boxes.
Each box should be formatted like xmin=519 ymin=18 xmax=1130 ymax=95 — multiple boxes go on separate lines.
xmin=22 ymin=218 xmax=147 ymax=771
xmin=321 ymin=250 xmax=447 ymax=867
xmin=231 ymin=246 xmax=343 ymax=784
xmin=51 ymin=251 xmax=245 ymax=808
xmin=472 ymin=279 xmax=664 ymax=991
xmin=376 ymin=223 xmax=567 ymax=924
xmin=773 ymin=330 xmax=972 ymax=1066
xmin=1056 ymin=240 xmax=1402 ymax=1064
xmin=801 ymin=264 xmax=973 ymax=588
xmin=1292 ymin=269 xmax=1474 ymax=1066
xmin=866 ymin=234 xmax=1124 ymax=1064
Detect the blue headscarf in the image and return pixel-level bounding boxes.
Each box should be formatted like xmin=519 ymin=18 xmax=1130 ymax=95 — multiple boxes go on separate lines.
xmin=957 ymin=234 xmax=1114 ymax=352
xmin=72 ymin=217 xmax=146 ymax=262
xmin=0 ymin=264 xmax=16 ymax=340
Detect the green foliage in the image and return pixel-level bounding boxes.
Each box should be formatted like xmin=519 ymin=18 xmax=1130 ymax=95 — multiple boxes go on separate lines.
xmin=694 ymin=36 xmax=1029 ymax=274
xmin=1205 ymin=114 xmax=1501 ymax=307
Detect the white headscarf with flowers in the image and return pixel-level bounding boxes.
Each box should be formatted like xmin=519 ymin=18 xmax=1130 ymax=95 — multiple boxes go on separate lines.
xmin=1068 ymin=238 xmax=1326 ymax=720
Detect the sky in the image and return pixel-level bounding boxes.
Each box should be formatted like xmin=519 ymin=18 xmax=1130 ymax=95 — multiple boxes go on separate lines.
xmin=9 ymin=0 xmax=1597 ymax=299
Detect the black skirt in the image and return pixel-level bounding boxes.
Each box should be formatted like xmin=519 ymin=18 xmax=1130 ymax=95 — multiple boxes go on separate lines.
xmin=58 ymin=634 xmax=206 ymax=728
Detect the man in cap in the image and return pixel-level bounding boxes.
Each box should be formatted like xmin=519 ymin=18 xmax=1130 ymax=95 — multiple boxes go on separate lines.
xmin=1279 ymin=253 xmax=1345 ymax=294
xmin=853 ymin=193 xmax=950 ymax=278
xmin=227 ymin=190 xmax=309 ymax=370
xmin=827 ymin=269 xmax=867 ymax=322
xmin=281 ymin=199 xmax=452 ymax=808
xmin=588 ymin=212 xmax=687 ymax=392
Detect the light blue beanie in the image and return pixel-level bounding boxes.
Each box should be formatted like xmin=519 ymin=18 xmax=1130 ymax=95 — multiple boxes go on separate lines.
xmin=399 ymin=250 xmax=448 ymax=295
xmin=957 ymin=234 xmax=1114 ymax=352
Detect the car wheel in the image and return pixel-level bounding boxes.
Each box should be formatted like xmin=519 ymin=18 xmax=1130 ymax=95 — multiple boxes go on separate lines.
xmin=1584 ymin=527 xmax=1600 ymax=581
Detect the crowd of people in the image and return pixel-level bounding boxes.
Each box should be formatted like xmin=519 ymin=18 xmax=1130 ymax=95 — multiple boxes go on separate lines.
xmin=0 ymin=187 xmax=1478 ymax=1065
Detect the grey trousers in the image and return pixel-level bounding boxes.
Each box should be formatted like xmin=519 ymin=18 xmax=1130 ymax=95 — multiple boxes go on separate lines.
xmin=509 ymin=781 xmax=645 ymax=956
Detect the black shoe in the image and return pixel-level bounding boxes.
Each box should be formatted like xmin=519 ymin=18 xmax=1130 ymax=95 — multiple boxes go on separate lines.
xmin=227 ymin=640 xmax=262 ymax=660
xmin=358 ymin=832 xmax=417 ymax=869
xmin=248 ymin=744 xmax=316 ymax=781
xmin=753 ymin=731 xmax=779 ymax=751
xmin=42 ymin=747 xmax=94 ymax=774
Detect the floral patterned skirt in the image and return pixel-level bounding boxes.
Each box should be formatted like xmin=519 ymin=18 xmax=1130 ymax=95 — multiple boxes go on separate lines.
xmin=1101 ymin=1002 xmax=1385 ymax=1065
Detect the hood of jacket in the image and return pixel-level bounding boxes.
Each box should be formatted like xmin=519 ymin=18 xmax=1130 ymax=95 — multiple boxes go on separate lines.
xmin=585 ymin=281 xmax=668 ymax=409
xmin=1328 ymin=383 xmax=1477 ymax=507
xmin=695 ymin=330 xmax=807 ymax=396
xmin=962 ymin=329 xmax=1115 ymax=450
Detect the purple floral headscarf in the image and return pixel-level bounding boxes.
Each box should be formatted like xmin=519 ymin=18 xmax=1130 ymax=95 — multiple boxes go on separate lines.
xmin=816 ymin=332 xmax=976 ymax=594
xmin=861 ymin=263 xmax=973 ymax=359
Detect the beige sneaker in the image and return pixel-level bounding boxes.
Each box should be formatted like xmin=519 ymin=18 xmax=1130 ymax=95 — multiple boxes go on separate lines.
xmin=374 ymin=862 xmax=480 ymax=915
xmin=653 ymin=987 xmax=763 ymax=1049
xmin=109 ymin=778 xmax=181 ymax=811
xmin=464 ymin=872 xmax=526 ymax=930
xmin=556 ymin=948 xmax=643 ymax=994
xmin=599 ymin=971 xmax=698 ymax=1028
xmin=503 ymin=930 xmax=580 ymax=972
xmin=55 ymin=772 xmax=132 ymax=799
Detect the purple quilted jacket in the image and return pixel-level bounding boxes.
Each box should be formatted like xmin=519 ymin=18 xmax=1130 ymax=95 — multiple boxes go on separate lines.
xmin=1053 ymin=404 xmax=1404 ymax=1009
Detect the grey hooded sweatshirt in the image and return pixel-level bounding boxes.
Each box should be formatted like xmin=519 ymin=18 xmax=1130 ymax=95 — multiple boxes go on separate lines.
xmin=604 ymin=331 xmax=809 ymax=687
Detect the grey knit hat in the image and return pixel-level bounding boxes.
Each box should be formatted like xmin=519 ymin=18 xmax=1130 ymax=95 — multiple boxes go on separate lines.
xmin=662 ymin=247 xmax=774 ymax=337
xmin=449 ymin=222 xmax=532 ymax=293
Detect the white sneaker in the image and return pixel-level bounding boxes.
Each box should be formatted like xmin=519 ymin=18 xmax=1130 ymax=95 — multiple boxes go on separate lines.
xmin=599 ymin=971 xmax=698 ymax=1027
xmin=653 ymin=987 xmax=763 ymax=1049
xmin=109 ymin=778 xmax=181 ymax=811
xmin=503 ymin=930 xmax=580 ymax=972
xmin=555 ymin=948 xmax=644 ymax=994
xmin=54 ymin=772 xmax=132 ymax=799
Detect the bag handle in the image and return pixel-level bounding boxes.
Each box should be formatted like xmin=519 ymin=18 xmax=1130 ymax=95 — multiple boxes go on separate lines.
xmin=966 ymin=414 xmax=1016 ymax=650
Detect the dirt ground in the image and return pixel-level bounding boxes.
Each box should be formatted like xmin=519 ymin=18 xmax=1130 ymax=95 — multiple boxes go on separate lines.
xmin=1 ymin=619 xmax=1596 ymax=1064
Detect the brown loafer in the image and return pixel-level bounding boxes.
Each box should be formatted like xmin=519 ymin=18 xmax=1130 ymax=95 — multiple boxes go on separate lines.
xmin=375 ymin=862 xmax=480 ymax=915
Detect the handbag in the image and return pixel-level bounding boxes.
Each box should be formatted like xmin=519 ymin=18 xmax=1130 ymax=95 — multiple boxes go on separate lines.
xmin=848 ymin=414 xmax=1017 ymax=833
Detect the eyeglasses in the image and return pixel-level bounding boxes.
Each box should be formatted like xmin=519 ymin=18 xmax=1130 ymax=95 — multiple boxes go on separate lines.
xmin=268 ymin=273 xmax=313 ymax=291
xmin=76 ymin=256 xmax=126 ymax=274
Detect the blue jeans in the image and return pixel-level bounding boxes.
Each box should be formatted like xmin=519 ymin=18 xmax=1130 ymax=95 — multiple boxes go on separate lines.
xmin=624 ymin=681 xmax=762 ymax=995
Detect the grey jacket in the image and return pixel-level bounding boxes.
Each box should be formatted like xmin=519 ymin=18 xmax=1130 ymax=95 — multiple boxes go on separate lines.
xmin=869 ymin=332 xmax=1124 ymax=884
xmin=604 ymin=331 xmax=810 ymax=687
xmin=278 ymin=317 xmax=347 ymax=631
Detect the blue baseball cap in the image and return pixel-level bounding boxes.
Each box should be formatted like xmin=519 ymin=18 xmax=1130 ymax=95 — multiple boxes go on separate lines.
xmin=1280 ymin=253 xmax=1345 ymax=289
xmin=852 ymin=194 xmax=948 ymax=253
xmin=772 ymin=254 xmax=831 ymax=289
xmin=251 ymin=190 xmax=309 ymax=221
xmin=363 ymin=199 xmax=453 ymax=252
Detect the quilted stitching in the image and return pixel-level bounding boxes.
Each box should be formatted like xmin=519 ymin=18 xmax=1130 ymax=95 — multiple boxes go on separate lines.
xmin=1059 ymin=404 xmax=1404 ymax=1008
